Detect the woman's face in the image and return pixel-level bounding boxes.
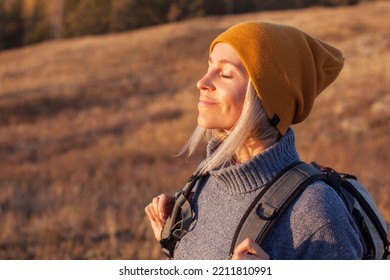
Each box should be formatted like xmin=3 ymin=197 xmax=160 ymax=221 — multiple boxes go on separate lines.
xmin=196 ymin=43 xmax=249 ymax=131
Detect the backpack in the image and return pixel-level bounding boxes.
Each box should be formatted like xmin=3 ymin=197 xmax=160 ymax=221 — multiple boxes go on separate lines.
xmin=160 ymin=161 xmax=390 ymax=260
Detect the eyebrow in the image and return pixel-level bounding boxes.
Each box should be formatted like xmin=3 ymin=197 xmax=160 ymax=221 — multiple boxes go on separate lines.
xmin=209 ymin=56 xmax=240 ymax=69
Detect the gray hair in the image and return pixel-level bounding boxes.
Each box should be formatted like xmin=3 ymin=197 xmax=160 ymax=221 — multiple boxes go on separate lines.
xmin=179 ymin=81 xmax=280 ymax=174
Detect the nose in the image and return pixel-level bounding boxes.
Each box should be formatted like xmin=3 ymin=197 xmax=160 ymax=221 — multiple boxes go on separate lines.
xmin=196 ymin=72 xmax=215 ymax=91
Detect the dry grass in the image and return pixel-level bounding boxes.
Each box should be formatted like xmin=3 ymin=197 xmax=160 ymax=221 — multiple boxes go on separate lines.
xmin=0 ymin=1 xmax=389 ymax=259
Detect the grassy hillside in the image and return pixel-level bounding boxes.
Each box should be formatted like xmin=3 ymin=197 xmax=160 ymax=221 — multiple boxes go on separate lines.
xmin=0 ymin=1 xmax=389 ymax=259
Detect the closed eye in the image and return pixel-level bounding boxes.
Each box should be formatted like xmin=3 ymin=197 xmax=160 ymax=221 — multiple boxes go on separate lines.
xmin=221 ymin=73 xmax=232 ymax=79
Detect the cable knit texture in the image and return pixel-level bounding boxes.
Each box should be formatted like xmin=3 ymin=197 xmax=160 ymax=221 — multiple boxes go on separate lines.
xmin=173 ymin=129 xmax=362 ymax=259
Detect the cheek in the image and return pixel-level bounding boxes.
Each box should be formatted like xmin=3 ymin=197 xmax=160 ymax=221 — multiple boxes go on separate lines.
xmin=227 ymin=87 xmax=246 ymax=115
xmin=217 ymin=91 xmax=246 ymax=130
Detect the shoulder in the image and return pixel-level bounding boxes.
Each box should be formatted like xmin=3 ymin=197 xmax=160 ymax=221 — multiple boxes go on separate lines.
xmin=263 ymin=180 xmax=363 ymax=259
xmin=292 ymin=180 xmax=348 ymax=221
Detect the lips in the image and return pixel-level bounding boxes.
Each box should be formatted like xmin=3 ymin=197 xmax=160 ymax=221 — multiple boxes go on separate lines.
xmin=198 ymin=96 xmax=218 ymax=106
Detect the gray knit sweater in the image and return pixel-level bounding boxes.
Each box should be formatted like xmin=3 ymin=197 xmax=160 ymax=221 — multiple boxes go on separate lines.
xmin=173 ymin=129 xmax=363 ymax=260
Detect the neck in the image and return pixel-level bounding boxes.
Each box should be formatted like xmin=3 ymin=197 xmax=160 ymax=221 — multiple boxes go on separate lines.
xmin=234 ymin=138 xmax=276 ymax=163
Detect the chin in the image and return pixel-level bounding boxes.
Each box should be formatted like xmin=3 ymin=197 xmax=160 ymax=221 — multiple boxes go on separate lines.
xmin=197 ymin=122 xmax=212 ymax=129
xmin=197 ymin=119 xmax=214 ymax=129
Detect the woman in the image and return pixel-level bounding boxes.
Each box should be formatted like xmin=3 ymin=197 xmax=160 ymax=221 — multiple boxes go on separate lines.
xmin=145 ymin=22 xmax=362 ymax=260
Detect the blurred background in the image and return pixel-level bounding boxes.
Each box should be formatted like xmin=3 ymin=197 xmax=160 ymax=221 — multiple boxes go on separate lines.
xmin=0 ymin=0 xmax=368 ymax=51
xmin=0 ymin=0 xmax=389 ymax=259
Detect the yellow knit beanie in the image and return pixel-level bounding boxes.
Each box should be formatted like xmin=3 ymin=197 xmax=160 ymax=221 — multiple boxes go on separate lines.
xmin=210 ymin=22 xmax=344 ymax=135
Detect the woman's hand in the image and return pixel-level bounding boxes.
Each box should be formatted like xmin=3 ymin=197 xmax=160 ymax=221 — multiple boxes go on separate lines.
xmin=145 ymin=194 xmax=174 ymax=241
xmin=231 ymin=238 xmax=270 ymax=260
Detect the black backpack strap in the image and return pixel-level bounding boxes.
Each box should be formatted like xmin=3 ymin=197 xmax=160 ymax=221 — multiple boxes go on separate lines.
xmin=160 ymin=171 xmax=205 ymax=258
xmin=229 ymin=162 xmax=324 ymax=258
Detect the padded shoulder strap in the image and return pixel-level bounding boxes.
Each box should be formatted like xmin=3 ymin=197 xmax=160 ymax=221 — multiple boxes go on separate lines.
xmin=160 ymin=171 xmax=205 ymax=258
xmin=229 ymin=162 xmax=324 ymax=257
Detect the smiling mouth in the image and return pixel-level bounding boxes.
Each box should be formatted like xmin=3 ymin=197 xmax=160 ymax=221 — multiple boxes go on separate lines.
xmin=198 ymin=97 xmax=217 ymax=106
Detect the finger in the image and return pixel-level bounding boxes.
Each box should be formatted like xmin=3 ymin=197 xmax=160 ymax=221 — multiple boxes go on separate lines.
xmin=146 ymin=199 xmax=161 ymax=223
xmin=145 ymin=206 xmax=163 ymax=241
xmin=152 ymin=196 xmax=159 ymax=215
xmin=158 ymin=194 xmax=174 ymax=221
xmin=233 ymin=238 xmax=270 ymax=260
xmin=145 ymin=202 xmax=163 ymax=225
xmin=151 ymin=197 xmax=163 ymax=221
xmin=232 ymin=252 xmax=259 ymax=260
xmin=233 ymin=238 xmax=252 ymax=254
xmin=145 ymin=204 xmax=157 ymax=222
xmin=234 ymin=238 xmax=258 ymax=255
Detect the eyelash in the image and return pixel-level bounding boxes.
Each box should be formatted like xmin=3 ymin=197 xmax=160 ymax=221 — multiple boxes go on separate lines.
xmin=220 ymin=73 xmax=232 ymax=79
xmin=207 ymin=64 xmax=233 ymax=79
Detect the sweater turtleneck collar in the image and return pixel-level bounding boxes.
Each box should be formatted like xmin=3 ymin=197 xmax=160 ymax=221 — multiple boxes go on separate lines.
xmin=208 ymin=128 xmax=300 ymax=195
